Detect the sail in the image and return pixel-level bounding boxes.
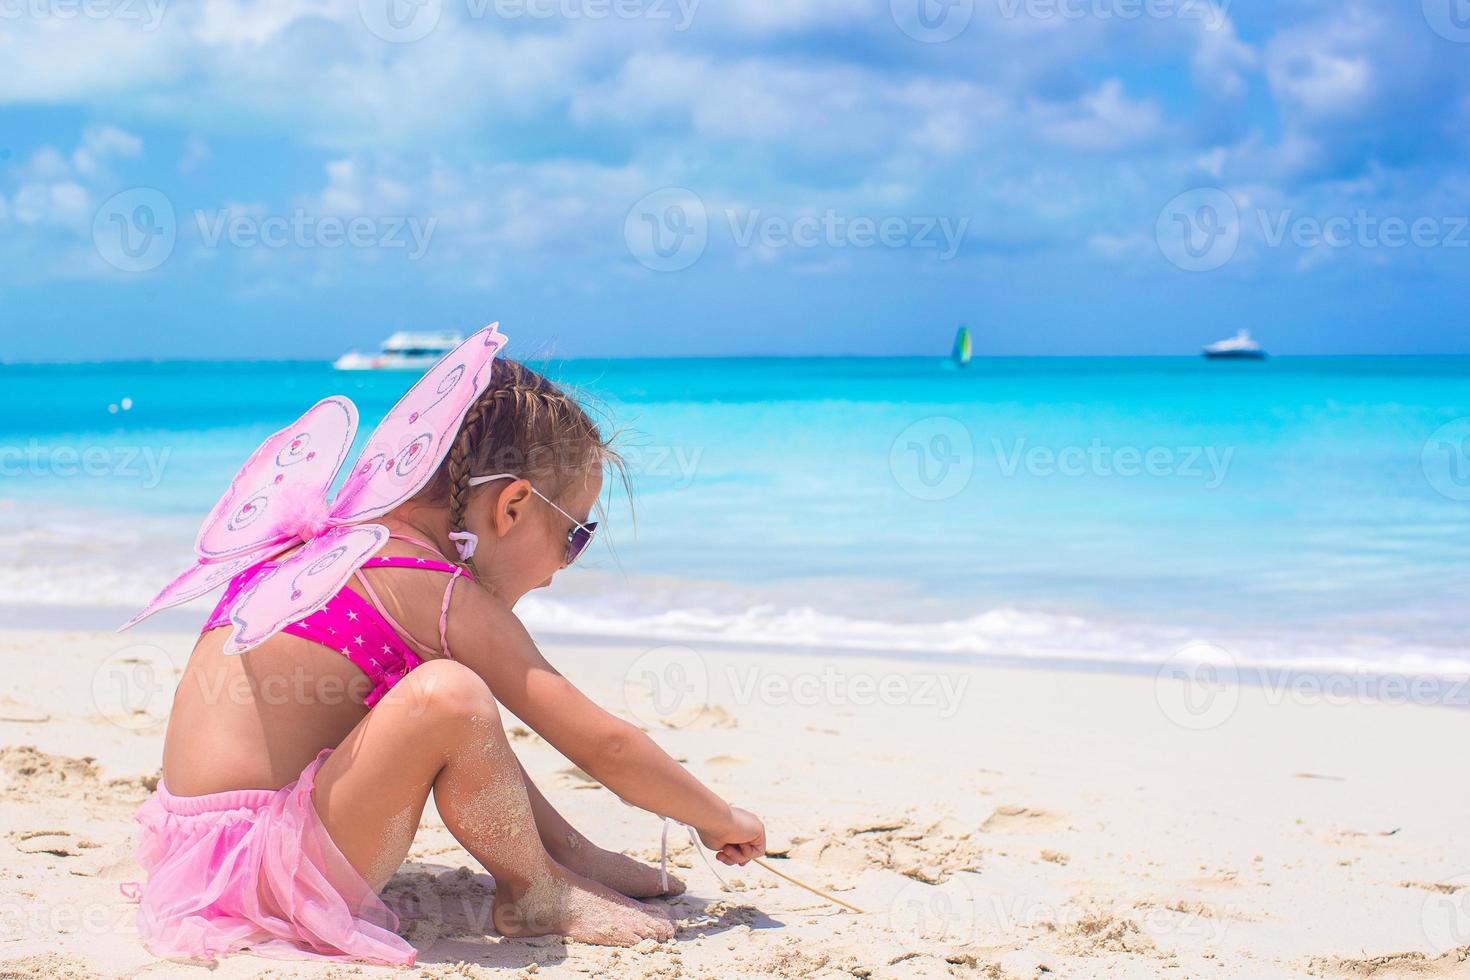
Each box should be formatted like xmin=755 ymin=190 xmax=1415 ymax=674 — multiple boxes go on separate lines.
xmin=952 ymin=325 xmax=972 ymax=366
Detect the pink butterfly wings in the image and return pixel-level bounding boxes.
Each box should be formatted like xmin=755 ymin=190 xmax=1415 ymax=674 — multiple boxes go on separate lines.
xmin=118 ymin=552 xmax=261 ymax=633
xmin=223 ymin=525 xmax=390 ymax=654
xmin=332 ymin=324 xmax=507 ymax=523
xmin=118 ymin=397 xmax=358 ymax=631
xmin=120 ymin=324 xmax=509 ymax=654
xmin=196 ymin=396 xmax=358 ymax=560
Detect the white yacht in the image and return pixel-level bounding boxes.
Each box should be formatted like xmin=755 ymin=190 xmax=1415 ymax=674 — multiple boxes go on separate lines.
xmin=334 ymin=331 xmax=463 ymax=371
xmin=1202 ymin=330 xmax=1266 ymax=360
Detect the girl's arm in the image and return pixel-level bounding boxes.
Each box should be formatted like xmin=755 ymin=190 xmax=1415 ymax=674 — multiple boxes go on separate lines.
xmin=446 ymin=586 xmax=764 ymax=861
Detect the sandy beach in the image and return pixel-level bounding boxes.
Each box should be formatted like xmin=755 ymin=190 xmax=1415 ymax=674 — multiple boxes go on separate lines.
xmin=0 ymin=626 xmax=1465 ymax=979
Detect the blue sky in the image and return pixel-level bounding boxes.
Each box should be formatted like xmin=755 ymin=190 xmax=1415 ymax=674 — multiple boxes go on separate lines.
xmin=0 ymin=0 xmax=1467 ymax=359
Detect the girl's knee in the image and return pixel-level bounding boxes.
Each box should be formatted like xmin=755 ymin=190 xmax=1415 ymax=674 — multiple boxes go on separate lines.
xmin=394 ymin=660 xmax=500 ymax=728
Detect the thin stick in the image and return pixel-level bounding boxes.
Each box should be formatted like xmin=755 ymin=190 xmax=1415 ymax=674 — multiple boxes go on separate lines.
xmin=752 ymin=858 xmax=865 ymax=914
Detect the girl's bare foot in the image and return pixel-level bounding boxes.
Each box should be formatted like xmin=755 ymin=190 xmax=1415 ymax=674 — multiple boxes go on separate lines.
xmin=493 ymin=866 xmax=675 ymax=946
xmin=557 ymin=836 xmax=686 ymax=898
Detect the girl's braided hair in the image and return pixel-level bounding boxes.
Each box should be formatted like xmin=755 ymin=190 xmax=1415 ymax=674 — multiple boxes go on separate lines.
xmin=418 ymin=358 xmax=620 ymax=572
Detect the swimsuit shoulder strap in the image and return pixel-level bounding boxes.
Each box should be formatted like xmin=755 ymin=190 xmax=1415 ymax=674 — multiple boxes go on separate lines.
xmin=360 ymin=532 xmax=463 ymax=572
xmin=364 ymin=555 xmax=463 ymax=574
xmin=356 ymin=531 xmax=472 ymax=659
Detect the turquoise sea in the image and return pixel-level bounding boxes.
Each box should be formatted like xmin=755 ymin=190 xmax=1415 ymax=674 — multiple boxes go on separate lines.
xmin=2 ymin=356 xmax=1468 ymax=675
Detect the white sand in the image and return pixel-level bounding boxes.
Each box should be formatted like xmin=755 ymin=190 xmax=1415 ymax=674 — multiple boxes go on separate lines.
xmin=0 ymin=627 xmax=1467 ymax=978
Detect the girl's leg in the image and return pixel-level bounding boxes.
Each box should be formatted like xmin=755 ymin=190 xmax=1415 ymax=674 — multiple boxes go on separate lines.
xmin=311 ymin=659 xmax=673 ymax=946
xmin=516 ymin=760 xmax=685 ymax=898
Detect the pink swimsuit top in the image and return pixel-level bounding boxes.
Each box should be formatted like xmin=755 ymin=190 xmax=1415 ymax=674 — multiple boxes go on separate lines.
xmin=202 ymin=535 xmax=471 ymax=707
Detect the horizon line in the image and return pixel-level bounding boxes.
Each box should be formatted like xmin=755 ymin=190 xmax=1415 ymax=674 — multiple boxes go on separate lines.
xmin=5 ymin=351 xmax=1470 ymax=367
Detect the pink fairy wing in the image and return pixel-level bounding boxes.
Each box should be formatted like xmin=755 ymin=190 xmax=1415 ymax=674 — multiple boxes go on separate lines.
xmin=118 ymin=550 xmax=274 ymax=632
xmin=196 ymin=397 xmax=359 ymax=561
xmin=330 ymin=324 xmax=508 ymax=524
xmin=221 ymin=524 xmax=390 ymax=655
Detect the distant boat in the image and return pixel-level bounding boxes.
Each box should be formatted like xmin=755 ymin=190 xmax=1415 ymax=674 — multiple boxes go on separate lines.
xmin=334 ymin=331 xmax=464 ymax=371
xmin=952 ymin=324 xmax=972 ymax=367
xmin=1203 ymin=330 xmax=1266 ymax=360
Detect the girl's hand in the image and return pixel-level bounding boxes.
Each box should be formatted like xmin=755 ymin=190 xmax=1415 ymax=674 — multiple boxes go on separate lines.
xmin=699 ymin=806 xmax=766 ymax=866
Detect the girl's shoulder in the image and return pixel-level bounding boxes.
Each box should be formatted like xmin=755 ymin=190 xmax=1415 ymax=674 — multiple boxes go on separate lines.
xmin=355 ymin=547 xmax=522 ymax=661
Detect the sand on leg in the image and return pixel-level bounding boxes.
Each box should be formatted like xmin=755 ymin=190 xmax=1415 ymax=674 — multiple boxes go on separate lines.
xmin=311 ymin=659 xmax=673 ymax=945
xmin=515 ymin=760 xmax=685 ymax=898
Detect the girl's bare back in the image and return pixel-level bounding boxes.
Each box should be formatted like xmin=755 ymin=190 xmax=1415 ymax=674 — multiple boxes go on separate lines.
xmin=162 ymin=554 xmax=455 ymax=795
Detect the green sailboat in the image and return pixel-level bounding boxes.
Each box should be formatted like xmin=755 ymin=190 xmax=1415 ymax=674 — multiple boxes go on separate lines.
xmin=951 ymin=324 xmax=972 ymax=367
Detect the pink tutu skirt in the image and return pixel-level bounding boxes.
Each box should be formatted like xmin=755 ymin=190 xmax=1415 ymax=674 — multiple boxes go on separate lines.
xmin=128 ymin=749 xmax=416 ymax=966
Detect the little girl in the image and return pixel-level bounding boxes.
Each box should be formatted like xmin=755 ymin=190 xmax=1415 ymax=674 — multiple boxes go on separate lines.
xmin=126 ymin=337 xmax=766 ymax=965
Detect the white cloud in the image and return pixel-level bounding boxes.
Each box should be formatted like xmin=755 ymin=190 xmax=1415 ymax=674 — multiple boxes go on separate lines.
xmin=713 ymin=0 xmax=874 ymax=32
xmin=1033 ymin=80 xmax=1162 ymax=152
xmin=11 ymin=181 xmax=91 ymax=228
xmin=1188 ymin=11 xmax=1256 ymax=99
xmin=179 ymin=135 xmax=212 ymax=174
xmin=1088 ymin=232 xmax=1151 ymax=260
xmin=81 ymin=124 xmax=144 ymax=159
xmin=191 ymin=0 xmax=345 ymax=45
xmin=1267 ymin=45 xmax=1373 ymax=122
xmin=0 ymin=0 xmax=1465 ymax=295
xmin=0 ymin=17 xmax=187 ymax=102
xmin=72 ymin=125 xmax=144 ymax=177
xmin=15 ymin=146 xmax=74 ymax=182
xmin=0 ymin=127 xmax=143 ymax=268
